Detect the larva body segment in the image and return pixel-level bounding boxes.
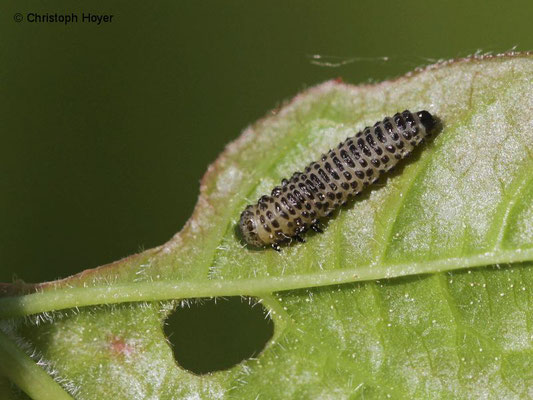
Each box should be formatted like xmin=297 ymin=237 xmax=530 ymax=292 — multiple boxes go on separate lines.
xmin=239 ymin=110 xmax=437 ymax=250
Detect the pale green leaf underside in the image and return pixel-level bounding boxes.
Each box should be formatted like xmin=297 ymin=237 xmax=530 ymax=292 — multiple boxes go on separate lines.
xmin=1 ymin=54 xmax=533 ymax=399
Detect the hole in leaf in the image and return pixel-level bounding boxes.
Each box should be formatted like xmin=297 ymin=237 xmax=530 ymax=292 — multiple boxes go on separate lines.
xmin=164 ymin=297 xmax=274 ymax=374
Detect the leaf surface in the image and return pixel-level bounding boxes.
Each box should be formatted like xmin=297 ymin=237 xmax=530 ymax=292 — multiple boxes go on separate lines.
xmin=1 ymin=53 xmax=533 ymax=399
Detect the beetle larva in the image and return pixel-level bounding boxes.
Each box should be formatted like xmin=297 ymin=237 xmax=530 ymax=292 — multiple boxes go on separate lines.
xmin=239 ymin=110 xmax=437 ymax=250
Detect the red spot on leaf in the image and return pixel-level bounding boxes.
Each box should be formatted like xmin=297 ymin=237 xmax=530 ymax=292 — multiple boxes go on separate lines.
xmin=108 ymin=335 xmax=135 ymax=357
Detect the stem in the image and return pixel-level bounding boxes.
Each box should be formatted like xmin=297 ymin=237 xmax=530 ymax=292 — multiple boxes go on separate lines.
xmin=0 ymin=329 xmax=73 ymax=400
xmin=0 ymin=248 xmax=532 ymax=318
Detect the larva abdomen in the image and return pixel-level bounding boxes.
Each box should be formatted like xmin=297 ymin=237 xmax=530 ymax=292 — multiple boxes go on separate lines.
xmin=239 ymin=110 xmax=437 ymax=250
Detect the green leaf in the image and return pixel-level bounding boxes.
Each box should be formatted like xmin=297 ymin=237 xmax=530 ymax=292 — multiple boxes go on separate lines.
xmin=1 ymin=53 xmax=533 ymax=399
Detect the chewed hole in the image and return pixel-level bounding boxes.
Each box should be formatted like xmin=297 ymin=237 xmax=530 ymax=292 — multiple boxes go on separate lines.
xmin=164 ymin=297 xmax=274 ymax=375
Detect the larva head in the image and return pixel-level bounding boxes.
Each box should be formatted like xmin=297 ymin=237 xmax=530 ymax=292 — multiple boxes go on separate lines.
xmin=239 ymin=206 xmax=265 ymax=247
xmin=416 ymin=110 xmax=436 ymax=134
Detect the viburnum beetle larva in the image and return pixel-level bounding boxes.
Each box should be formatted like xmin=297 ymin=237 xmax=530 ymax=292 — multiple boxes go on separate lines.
xmin=239 ymin=110 xmax=437 ymax=251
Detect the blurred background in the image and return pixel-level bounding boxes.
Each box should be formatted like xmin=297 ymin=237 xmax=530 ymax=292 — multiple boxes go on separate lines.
xmin=1 ymin=0 xmax=532 ymax=283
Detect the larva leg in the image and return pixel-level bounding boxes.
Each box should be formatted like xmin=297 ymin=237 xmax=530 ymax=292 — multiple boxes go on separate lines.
xmin=310 ymin=222 xmax=323 ymax=233
xmin=271 ymin=243 xmax=281 ymax=251
xmin=294 ymin=234 xmax=306 ymax=243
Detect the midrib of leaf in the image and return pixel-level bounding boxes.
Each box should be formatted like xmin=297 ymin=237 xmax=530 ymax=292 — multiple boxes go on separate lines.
xmin=1 ymin=248 xmax=533 ymax=318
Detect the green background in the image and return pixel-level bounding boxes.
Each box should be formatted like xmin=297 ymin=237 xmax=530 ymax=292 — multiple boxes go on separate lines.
xmin=0 ymin=0 xmax=531 ymax=283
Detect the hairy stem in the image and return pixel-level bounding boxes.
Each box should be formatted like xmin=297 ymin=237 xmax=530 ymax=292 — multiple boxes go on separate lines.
xmin=0 ymin=329 xmax=73 ymax=400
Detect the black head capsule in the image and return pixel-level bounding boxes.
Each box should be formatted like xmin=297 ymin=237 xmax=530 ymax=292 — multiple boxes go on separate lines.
xmin=417 ymin=110 xmax=436 ymax=133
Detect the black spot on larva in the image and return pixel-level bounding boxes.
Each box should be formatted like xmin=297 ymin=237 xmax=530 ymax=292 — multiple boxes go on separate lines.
xmin=286 ymin=193 xmax=297 ymax=206
xmin=298 ymin=183 xmax=314 ymax=199
xmin=332 ymin=156 xmax=344 ymax=171
xmin=293 ymin=190 xmax=305 ymax=203
xmin=357 ymin=139 xmax=372 ymax=157
xmin=281 ymin=198 xmax=295 ymax=215
xmin=318 ymin=168 xmax=330 ymax=182
xmin=355 ymin=170 xmax=365 ymax=179
xmin=375 ymin=126 xmax=386 ymax=143
xmin=305 ymin=180 xmax=318 ymax=192
xmin=394 ymin=113 xmax=406 ymax=130
xmin=340 ymin=150 xmax=355 ymax=168
xmin=271 ymin=186 xmax=282 ymax=197
xmin=238 ymin=110 xmax=437 ymax=248
xmin=403 ymin=110 xmax=415 ymax=126
xmin=310 ymin=173 xmax=325 ymax=189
